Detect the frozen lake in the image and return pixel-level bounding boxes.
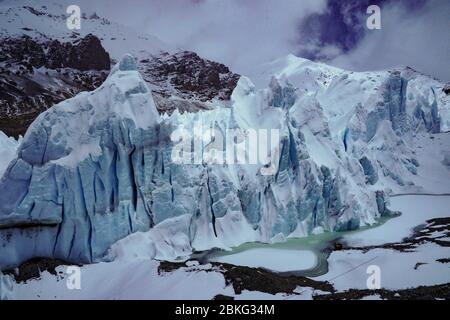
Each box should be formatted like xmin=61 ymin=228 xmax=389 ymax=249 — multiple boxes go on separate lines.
xmin=210 ymin=248 xmax=317 ymax=272
xmin=343 ymin=194 xmax=450 ymax=246
xmin=317 ymin=195 xmax=450 ymax=290
xmin=207 ymin=195 xmax=450 ymax=275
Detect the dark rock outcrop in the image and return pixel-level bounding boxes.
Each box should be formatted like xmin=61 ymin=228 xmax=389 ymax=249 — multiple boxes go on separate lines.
xmin=0 ymin=34 xmax=110 ymax=137
xmin=46 ymin=34 xmax=110 ymax=71
xmin=0 ymin=34 xmax=110 ymax=71
xmin=140 ymin=51 xmax=240 ymax=114
xmin=444 ymin=83 xmax=450 ymax=95
xmin=0 ymin=35 xmax=240 ymax=137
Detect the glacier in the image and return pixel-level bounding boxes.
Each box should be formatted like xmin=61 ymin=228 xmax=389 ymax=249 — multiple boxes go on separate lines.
xmin=0 ymin=54 xmax=449 ymax=269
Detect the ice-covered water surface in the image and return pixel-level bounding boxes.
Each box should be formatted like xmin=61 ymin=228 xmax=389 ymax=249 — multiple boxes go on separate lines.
xmin=210 ymin=248 xmax=317 ymax=272
xmin=343 ymin=194 xmax=450 ymax=247
xmin=206 ymin=193 xmax=450 ymax=276
xmin=204 ymin=216 xmax=392 ymax=276
xmin=317 ymin=195 xmax=450 ymax=291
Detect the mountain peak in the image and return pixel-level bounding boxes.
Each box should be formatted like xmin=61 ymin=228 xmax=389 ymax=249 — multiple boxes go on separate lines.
xmin=15 ymin=54 xmax=159 ymax=170
xmin=117 ymin=54 xmax=138 ymax=72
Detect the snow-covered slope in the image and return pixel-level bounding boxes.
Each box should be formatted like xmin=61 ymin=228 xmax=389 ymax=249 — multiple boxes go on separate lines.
xmin=0 ymin=0 xmax=171 ymax=59
xmin=1 ymin=51 xmax=448 ymax=270
xmin=255 ymin=54 xmax=449 ymax=131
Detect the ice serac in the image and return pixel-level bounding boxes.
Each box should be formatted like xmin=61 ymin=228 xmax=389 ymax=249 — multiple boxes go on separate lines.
xmin=0 ymin=54 xmax=160 ymax=268
xmin=0 ymin=60 xmax=372 ymax=268
xmin=1 ymin=54 xmax=449 ymax=269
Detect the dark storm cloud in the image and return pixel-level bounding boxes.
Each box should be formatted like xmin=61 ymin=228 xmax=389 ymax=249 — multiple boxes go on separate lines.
xmin=297 ymin=0 xmax=428 ymax=60
xmin=329 ymin=0 xmax=450 ymax=82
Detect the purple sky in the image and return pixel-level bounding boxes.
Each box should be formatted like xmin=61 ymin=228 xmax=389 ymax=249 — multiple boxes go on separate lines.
xmin=297 ymin=0 xmax=427 ymax=59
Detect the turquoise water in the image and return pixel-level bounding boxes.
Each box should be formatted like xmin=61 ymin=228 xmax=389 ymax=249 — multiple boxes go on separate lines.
xmin=203 ymin=216 xmax=393 ymax=277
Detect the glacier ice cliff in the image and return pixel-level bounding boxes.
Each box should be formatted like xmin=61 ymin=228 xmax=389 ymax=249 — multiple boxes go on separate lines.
xmin=0 ymin=54 xmax=448 ymax=269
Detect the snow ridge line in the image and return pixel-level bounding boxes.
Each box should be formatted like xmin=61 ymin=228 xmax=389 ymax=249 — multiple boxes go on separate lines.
xmin=391 ymin=193 xmax=450 ymax=197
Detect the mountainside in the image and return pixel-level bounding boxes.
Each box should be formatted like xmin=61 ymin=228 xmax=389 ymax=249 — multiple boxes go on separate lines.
xmin=0 ymin=2 xmax=240 ymax=137
xmin=140 ymin=51 xmax=239 ymax=115
xmin=0 ymin=1 xmax=170 ymax=58
xmin=0 ymin=52 xmax=448 ymax=269
xmin=0 ymin=34 xmax=110 ymax=137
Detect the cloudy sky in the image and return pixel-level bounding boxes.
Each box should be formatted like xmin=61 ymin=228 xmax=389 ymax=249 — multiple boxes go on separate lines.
xmin=17 ymin=0 xmax=449 ymax=81
xmin=86 ymin=0 xmax=449 ymax=81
